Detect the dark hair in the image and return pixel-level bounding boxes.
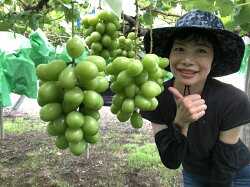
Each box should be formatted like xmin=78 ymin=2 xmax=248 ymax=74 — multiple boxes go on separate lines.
xmin=165 ymin=28 xmax=221 ymax=69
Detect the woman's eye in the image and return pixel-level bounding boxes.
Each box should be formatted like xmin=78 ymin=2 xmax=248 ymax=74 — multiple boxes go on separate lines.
xmin=174 ymin=47 xmax=184 ymax=52
xmin=197 ymin=49 xmax=207 ymax=54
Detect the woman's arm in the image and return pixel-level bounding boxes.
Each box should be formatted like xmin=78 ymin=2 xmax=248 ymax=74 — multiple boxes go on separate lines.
xmin=151 ymin=122 xmax=168 ymax=135
xmin=152 ymin=122 xmax=187 ymax=169
xmin=211 ymin=126 xmax=242 ymax=187
xmin=219 ymin=126 xmax=242 ymax=144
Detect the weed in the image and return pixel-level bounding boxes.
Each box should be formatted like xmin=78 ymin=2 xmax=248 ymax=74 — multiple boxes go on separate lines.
xmin=126 ymin=142 xmax=182 ymax=186
xmin=127 ymin=143 xmax=162 ymax=169
xmin=3 ymin=117 xmax=46 ymax=133
xmin=28 ymin=176 xmax=36 ymax=184
xmin=50 ymin=179 xmax=72 ymax=187
xmin=1 ymin=113 xmax=183 ymax=187
xmin=26 ymin=151 xmax=39 ymax=157
xmin=120 ymin=143 xmax=138 ymax=152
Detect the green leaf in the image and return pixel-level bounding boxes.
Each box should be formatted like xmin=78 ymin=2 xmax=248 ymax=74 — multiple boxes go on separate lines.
xmin=221 ymin=15 xmax=237 ymax=31
xmin=142 ymin=12 xmax=152 ymax=26
xmin=180 ymin=0 xmax=215 ymax=12
xmin=240 ymin=23 xmax=250 ymax=34
xmin=138 ymin=0 xmax=151 ymax=8
xmin=62 ymin=0 xmax=71 ymax=4
xmin=63 ymin=4 xmax=80 ymax=23
xmin=161 ymin=1 xmax=170 ymax=9
xmin=216 ymin=0 xmax=234 ymax=17
xmin=0 ymin=21 xmax=11 ymax=31
xmin=192 ymin=0 xmax=215 ymax=12
xmin=180 ymin=1 xmax=195 ymax=10
xmin=142 ymin=10 xmax=157 ymax=27
xmin=234 ymin=4 xmax=250 ymax=25
xmin=28 ymin=15 xmax=39 ymax=31
xmin=38 ymin=15 xmax=51 ymax=24
xmin=4 ymin=0 xmax=12 ymax=5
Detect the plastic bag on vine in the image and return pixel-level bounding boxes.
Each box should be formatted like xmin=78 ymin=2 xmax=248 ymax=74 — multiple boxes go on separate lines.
xmin=239 ymin=44 xmax=250 ymax=74
xmin=0 ymin=51 xmax=11 ymax=107
xmin=29 ymin=28 xmax=56 ymax=67
xmin=3 ymin=48 xmax=37 ymax=99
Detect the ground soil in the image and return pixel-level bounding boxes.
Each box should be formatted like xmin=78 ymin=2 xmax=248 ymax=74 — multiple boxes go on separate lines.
xmin=0 ymin=106 xmax=183 ymax=187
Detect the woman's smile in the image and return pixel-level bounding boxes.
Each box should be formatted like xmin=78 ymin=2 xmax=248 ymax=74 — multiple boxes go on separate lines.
xmin=177 ymin=68 xmax=198 ymax=78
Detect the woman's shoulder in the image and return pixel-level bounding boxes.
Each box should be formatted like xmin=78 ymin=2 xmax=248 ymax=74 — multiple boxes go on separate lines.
xmin=206 ymin=78 xmax=249 ymax=104
xmin=207 ymin=78 xmax=246 ymax=96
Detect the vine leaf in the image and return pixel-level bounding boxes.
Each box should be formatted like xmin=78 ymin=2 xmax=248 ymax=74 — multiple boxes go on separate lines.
xmin=63 ymin=5 xmax=80 ymax=23
xmin=28 ymin=15 xmax=39 ymax=31
xmin=192 ymin=0 xmax=215 ymax=12
xmin=142 ymin=11 xmax=158 ymax=26
xmin=221 ymin=15 xmax=237 ymax=31
xmin=179 ymin=0 xmax=215 ymax=12
xmin=216 ymin=0 xmax=234 ymax=17
xmin=234 ymin=4 xmax=250 ymax=25
xmin=0 ymin=21 xmax=12 ymax=31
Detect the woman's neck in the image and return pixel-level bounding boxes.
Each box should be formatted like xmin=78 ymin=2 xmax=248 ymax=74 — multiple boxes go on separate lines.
xmin=172 ymin=79 xmax=207 ymax=96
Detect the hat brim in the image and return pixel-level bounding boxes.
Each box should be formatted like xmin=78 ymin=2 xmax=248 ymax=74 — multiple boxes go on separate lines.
xmin=144 ymin=26 xmax=245 ymax=77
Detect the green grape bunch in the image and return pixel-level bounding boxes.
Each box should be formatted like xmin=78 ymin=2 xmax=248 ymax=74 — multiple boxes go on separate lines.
xmin=106 ymin=54 xmax=170 ymax=128
xmin=36 ymin=37 xmax=109 ymax=156
xmin=82 ymin=10 xmax=121 ymax=61
xmin=115 ymin=32 xmax=142 ymax=59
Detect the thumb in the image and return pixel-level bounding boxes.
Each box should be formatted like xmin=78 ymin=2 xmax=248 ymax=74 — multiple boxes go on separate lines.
xmin=168 ymin=87 xmax=184 ymax=99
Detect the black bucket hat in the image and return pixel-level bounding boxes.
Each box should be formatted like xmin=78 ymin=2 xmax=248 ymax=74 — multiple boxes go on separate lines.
xmin=144 ymin=9 xmax=245 ymax=77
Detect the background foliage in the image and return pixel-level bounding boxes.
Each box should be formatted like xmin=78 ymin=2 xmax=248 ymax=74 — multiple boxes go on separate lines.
xmin=0 ymin=0 xmax=249 ymax=47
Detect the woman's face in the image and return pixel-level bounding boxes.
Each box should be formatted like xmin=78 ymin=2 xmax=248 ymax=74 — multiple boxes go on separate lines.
xmin=169 ymin=37 xmax=214 ymax=87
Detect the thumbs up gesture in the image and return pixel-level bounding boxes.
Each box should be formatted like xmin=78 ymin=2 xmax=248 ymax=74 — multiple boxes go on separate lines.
xmin=168 ymin=87 xmax=207 ymax=133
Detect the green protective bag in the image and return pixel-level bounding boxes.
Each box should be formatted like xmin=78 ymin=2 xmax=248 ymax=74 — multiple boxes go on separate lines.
xmin=0 ymin=51 xmax=11 ymax=107
xmin=239 ymin=44 xmax=250 ymax=73
xmin=0 ymin=31 xmax=37 ymax=106
xmin=29 ymin=28 xmax=56 ymax=67
xmin=3 ymin=48 xmax=37 ymax=99
xmin=54 ymin=45 xmax=72 ymax=62
xmin=54 ymin=44 xmax=88 ymax=63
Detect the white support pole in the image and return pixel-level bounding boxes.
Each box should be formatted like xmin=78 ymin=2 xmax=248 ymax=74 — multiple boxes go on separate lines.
xmin=86 ymin=143 xmax=90 ymax=159
xmin=8 ymin=95 xmax=25 ymax=117
xmin=0 ymin=107 xmax=4 ymax=140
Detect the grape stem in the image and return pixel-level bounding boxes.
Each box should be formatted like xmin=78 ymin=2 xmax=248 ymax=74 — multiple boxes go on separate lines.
xmin=66 ymin=61 xmax=75 ymax=66
xmin=122 ymin=10 xmax=125 ymax=36
xmin=149 ymin=0 xmax=153 ymax=54
xmin=71 ymin=0 xmax=75 ymax=37
xmin=134 ymin=0 xmax=139 ymax=58
xmin=140 ymin=6 xmax=181 ymax=18
xmin=98 ymin=0 xmax=102 ymax=9
xmin=237 ymin=2 xmax=250 ymax=7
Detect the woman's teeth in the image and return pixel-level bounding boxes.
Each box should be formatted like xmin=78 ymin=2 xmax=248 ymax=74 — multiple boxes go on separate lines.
xmin=180 ymin=70 xmax=196 ymax=74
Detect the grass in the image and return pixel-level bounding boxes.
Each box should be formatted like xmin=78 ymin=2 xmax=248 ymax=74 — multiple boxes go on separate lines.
xmin=26 ymin=151 xmax=39 ymax=157
xmin=28 ymin=176 xmax=36 ymax=184
xmin=50 ymin=180 xmax=73 ymax=187
xmin=3 ymin=117 xmax=46 ymax=133
xmin=130 ymin=132 xmax=149 ymax=143
xmin=125 ymin=142 xmax=182 ymax=185
xmin=126 ymin=143 xmax=161 ymax=169
xmin=1 ymin=116 xmax=182 ymax=186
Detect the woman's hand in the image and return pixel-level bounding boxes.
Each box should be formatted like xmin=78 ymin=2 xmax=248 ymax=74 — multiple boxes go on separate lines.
xmin=168 ymin=87 xmax=207 ymax=135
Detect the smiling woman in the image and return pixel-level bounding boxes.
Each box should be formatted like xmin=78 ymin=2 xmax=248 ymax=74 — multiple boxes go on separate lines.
xmin=169 ymin=36 xmax=214 ymax=91
xmin=141 ymin=9 xmax=250 ymax=187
